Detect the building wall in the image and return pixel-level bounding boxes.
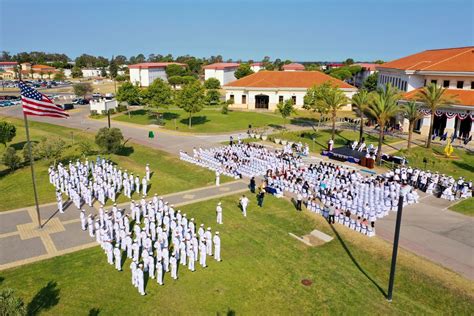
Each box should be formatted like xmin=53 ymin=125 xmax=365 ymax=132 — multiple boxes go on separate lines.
xmin=82 ymin=69 xmax=102 ymax=78
xmin=250 ymin=65 xmax=262 ymax=72
xmin=129 ymin=68 xmax=141 ymax=86
xmin=205 ymin=68 xmax=236 ymax=86
xmin=225 ymin=88 xmax=354 ymax=111
xmin=129 ymin=68 xmax=167 ymax=87
xmin=147 ymin=68 xmax=167 ymax=85
xmin=423 ymin=75 xmax=474 ymax=90
xmin=89 ymin=99 xmax=118 ymax=113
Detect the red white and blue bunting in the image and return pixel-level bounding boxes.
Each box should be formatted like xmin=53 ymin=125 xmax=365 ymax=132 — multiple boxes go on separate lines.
xmin=417 ymin=109 xmax=472 ymax=120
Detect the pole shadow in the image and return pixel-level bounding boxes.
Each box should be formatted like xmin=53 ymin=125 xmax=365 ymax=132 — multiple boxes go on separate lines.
xmin=88 ymin=308 xmax=100 ymax=316
xmin=26 ymin=281 xmax=60 ymax=316
xmin=328 ymin=224 xmax=388 ymax=298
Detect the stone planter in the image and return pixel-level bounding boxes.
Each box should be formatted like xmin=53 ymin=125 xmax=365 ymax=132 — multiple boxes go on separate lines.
xmin=250 ymin=133 xmax=255 ymax=138
xmin=288 ymin=141 xmax=294 ymax=147
xmin=274 ymin=138 xmax=281 ymax=144
xmin=281 ymin=140 xmax=288 ymax=145
xmin=261 ymin=135 xmax=268 ymax=141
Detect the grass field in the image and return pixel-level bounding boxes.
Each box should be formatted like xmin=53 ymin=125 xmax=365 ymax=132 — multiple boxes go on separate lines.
xmin=449 ymin=197 xmax=474 ymax=216
xmin=1 ymin=194 xmax=472 ymax=314
xmin=113 ymin=108 xmax=358 ymax=134
xmin=397 ymin=145 xmax=474 ymax=180
xmin=269 ymin=128 xmax=399 ymax=153
xmin=0 ymin=118 xmax=224 ymax=212
xmin=114 ymin=108 xmax=287 ymax=133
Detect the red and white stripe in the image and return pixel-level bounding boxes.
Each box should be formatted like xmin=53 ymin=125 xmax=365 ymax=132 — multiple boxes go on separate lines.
xmin=21 ymin=95 xmax=69 ymax=118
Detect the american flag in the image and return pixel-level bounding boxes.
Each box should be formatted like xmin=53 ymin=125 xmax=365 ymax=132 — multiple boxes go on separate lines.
xmin=19 ymin=81 xmax=69 ymax=118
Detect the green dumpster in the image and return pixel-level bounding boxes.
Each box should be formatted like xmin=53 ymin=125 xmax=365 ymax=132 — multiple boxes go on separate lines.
xmin=148 ymin=131 xmax=155 ymax=139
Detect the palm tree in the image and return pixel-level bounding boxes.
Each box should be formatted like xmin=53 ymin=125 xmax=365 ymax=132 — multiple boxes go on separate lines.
xmin=416 ymin=83 xmax=457 ymax=148
xmin=352 ymin=89 xmax=371 ymax=142
xmin=402 ymin=101 xmax=425 ymax=149
xmin=366 ymin=83 xmax=402 ymax=163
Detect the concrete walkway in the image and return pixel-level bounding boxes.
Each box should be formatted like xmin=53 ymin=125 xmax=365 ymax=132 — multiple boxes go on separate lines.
xmin=0 ymin=180 xmax=248 ymax=270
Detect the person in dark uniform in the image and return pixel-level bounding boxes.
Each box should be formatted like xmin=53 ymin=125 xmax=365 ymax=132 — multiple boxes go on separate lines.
xmin=249 ymin=177 xmax=256 ymax=193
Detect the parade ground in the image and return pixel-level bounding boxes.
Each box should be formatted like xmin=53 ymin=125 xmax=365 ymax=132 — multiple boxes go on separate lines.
xmin=1 ymin=103 xmax=473 ymax=314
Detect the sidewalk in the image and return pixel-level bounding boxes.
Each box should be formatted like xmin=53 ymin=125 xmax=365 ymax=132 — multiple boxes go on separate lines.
xmin=0 ymin=180 xmax=248 ymax=270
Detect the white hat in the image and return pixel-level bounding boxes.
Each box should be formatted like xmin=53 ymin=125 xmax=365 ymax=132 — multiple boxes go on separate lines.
xmin=200 ymin=224 xmax=204 ymax=227
xmin=218 ymin=202 xmax=221 ymax=205
xmin=216 ymin=231 xmax=219 ymax=235
xmin=207 ymin=227 xmax=211 ymax=231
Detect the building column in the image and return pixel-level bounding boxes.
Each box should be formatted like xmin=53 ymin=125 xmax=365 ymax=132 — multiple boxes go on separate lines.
xmin=419 ymin=115 xmax=431 ymax=136
xmin=445 ymin=116 xmax=456 ymax=135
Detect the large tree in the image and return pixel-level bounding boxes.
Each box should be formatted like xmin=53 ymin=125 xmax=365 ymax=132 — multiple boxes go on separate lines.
xmin=0 ymin=121 xmax=16 ymax=147
xmin=71 ymin=65 xmax=83 ymax=78
xmin=366 ymin=83 xmax=402 ymax=163
xmin=352 ymin=89 xmax=371 ymax=142
xmin=73 ymin=82 xmax=93 ymax=99
xmin=205 ymin=89 xmax=221 ymax=106
xmin=304 ymin=83 xmax=348 ymax=140
xmin=415 ymin=83 xmax=456 ymax=148
xmin=402 ymin=101 xmax=425 ymax=149
xmin=141 ymin=79 xmax=173 ymax=110
xmin=234 ymin=63 xmax=254 ymax=79
xmin=276 ymin=99 xmax=296 ymax=127
xmin=116 ymin=82 xmax=141 ymax=105
xmin=175 ymin=81 xmax=205 ymax=128
xmin=165 ymin=64 xmax=186 ymax=77
xmin=362 ymin=72 xmax=378 ymax=92
xmin=204 ymin=78 xmax=221 ymax=89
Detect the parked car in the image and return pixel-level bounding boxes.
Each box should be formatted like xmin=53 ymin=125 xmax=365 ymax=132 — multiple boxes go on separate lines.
xmin=61 ymin=103 xmax=74 ymax=110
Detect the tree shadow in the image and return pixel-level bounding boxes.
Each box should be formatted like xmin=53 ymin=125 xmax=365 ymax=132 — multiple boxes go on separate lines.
xmin=0 ymin=276 xmax=4 ymax=284
xmin=216 ymin=308 xmax=236 ymax=316
xmin=268 ymin=124 xmax=285 ymax=130
xmin=27 ymin=281 xmax=60 ymax=316
xmin=10 ymin=140 xmax=38 ymax=151
xmin=129 ymin=109 xmax=147 ymax=116
xmin=116 ymin=146 xmax=134 ymax=156
xmin=179 ymin=116 xmax=210 ymax=126
xmin=162 ymin=112 xmax=180 ymax=120
xmin=328 ymin=224 xmax=387 ymax=298
xmin=452 ymin=161 xmax=474 ymax=174
xmin=88 ymin=307 xmax=100 ymax=316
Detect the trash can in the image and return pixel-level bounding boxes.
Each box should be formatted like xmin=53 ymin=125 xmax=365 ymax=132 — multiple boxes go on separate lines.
xmin=148 ymin=131 xmax=155 ymax=139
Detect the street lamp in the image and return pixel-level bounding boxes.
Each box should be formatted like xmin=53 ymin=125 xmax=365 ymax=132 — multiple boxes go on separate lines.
xmin=387 ymin=183 xmax=412 ymax=302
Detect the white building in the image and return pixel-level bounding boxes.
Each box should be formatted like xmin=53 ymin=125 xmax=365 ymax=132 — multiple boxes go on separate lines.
xmin=353 ymin=63 xmax=377 ymax=88
xmin=0 ymin=61 xmax=18 ymax=71
xmin=203 ymin=63 xmax=239 ymax=86
xmin=224 ymin=71 xmax=357 ymax=111
xmin=82 ymin=68 xmax=103 ymax=78
xmin=282 ymin=63 xmax=305 ymax=71
xmin=129 ymin=62 xmax=185 ymax=87
xmin=250 ymin=62 xmax=263 ymax=72
xmin=377 ymin=46 xmax=474 ymax=137
xmin=89 ymin=98 xmax=118 ymax=114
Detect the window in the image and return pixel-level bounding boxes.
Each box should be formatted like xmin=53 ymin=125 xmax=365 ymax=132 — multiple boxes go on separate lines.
xmin=229 ymin=94 xmax=234 ymax=102
xmin=431 ymin=79 xmax=437 ymax=85
xmin=242 ymin=95 xmax=246 ymax=104
xmin=443 ymin=80 xmax=450 ymax=88
xmin=279 ymin=96 xmax=284 ymax=103
xmin=471 ymin=81 xmax=474 ymax=89
xmin=457 ymin=81 xmax=464 ymax=89
xmin=291 ymin=96 xmax=297 ymax=104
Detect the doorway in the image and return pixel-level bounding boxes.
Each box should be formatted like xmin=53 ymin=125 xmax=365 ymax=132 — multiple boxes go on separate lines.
xmin=255 ymin=95 xmax=269 ymax=109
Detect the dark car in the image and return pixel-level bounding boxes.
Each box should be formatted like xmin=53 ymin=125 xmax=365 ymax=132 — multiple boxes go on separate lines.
xmin=61 ymin=103 xmax=74 ymax=110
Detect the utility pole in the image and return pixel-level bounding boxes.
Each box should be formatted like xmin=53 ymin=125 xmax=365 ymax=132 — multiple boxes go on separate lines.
xmin=387 ymin=184 xmax=411 ymax=301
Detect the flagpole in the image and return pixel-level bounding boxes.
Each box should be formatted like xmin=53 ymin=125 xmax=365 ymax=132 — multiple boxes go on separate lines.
xmin=19 ymin=70 xmax=42 ymax=229
xmin=23 ymin=111 xmax=42 ymax=228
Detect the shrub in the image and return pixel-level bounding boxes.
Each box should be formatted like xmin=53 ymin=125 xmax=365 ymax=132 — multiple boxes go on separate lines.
xmin=0 ymin=288 xmax=26 ymax=316
xmin=95 ymin=127 xmax=124 ymax=154
xmin=221 ymin=103 xmax=229 ymax=114
xmin=2 ymin=146 xmax=21 ymax=171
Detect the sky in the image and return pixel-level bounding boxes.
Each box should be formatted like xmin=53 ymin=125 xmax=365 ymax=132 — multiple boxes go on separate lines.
xmin=1 ymin=0 xmax=473 ymax=62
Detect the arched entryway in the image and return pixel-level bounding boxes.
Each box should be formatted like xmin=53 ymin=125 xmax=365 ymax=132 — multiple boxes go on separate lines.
xmin=458 ymin=116 xmax=472 ymax=138
xmin=255 ymin=95 xmax=269 ymax=109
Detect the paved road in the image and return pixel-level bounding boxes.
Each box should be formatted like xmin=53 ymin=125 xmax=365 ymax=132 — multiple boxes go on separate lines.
xmin=1 ymin=106 xmax=473 ymax=280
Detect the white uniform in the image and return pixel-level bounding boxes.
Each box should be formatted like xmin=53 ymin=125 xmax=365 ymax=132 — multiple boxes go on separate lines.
xmin=170 ymin=256 xmax=178 ymax=280
xmin=240 ymin=197 xmax=249 ymax=217
xmin=213 ymin=234 xmax=221 ymax=261
xmin=216 ymin=204 xmax=223 ymax=224
xmin=114 ymin=247 xmax=122 ymax=270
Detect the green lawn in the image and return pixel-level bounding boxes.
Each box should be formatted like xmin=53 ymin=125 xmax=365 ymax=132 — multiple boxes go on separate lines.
xmin=114 ymin=108 xmax=288 ymax=133
xmin=397 ymin=146 xmax=474 ymax=180
xmin=270 ymin=128 xmax=399 ymax=153
xmin=0 ymin=118 xmax=225 ymax=212
xmin=1 ymin=195 xmax=472 ymax=314
xmin=449 ymin=198 xmax=474 ymax=217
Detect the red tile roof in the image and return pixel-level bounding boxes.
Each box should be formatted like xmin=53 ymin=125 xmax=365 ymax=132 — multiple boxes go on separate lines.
xmin=282 ymin=63 xmax=305 ymax=71
xmin=224 ymin=71 xmax=355 ymax=89
xmin=203 ymin=63 xmax=240 ymax=70
xmin=251 ymin=62 xmax=263 ymax=66
xmin=378 ymin=47 xmax=474 ymax=72
xmin=404 ymin=88 xmax=474 ymax=107
xmin=128 ymin=62 xmax=185 ymax=69
xmin=32 ymin=64 xmax=55 ymax=70
xmin=355 ymin=63 xmax=377 ymax=71
xmin=0 ymin=62 xmax=18 ymax=66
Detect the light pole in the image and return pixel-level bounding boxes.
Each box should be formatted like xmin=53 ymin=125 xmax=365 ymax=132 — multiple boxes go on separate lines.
xmin=387 ymin=184 xmax=411 ymax=302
